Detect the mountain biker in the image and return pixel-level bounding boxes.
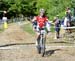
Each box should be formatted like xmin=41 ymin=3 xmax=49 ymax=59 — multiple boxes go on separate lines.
xmin=32 ymin=8 xmax=50 ymax=50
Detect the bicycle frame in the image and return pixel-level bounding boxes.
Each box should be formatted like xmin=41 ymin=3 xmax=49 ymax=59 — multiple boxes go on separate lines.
xmin=39 ymin=28 xmax=46 ymax=57
xmin=40 ymin=29 xmax=45 ymax=48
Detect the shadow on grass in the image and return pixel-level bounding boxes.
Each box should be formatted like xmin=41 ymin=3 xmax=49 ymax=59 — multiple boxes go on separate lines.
xmin=45 ymin=49 xmax=61 ymax=57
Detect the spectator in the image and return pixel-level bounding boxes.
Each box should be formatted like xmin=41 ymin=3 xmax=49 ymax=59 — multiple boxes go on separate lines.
xmin=65 ymin=7 xmax=72 ymax=33
xmin=2 ymin=11 xmax=8 ymax=29
xmin=2 ymin=11 xmax=7 ymax=22
xmin=53 ymin=15 xmax=61 ymax=39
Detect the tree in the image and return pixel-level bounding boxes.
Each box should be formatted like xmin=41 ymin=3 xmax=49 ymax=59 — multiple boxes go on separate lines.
xmin=36 ymin=0 xmax=71 ymax=20
xmin=71 ymin=0 xmax=75 ymax=8
xmin=0 ymin=0 xmax=37 ymax=18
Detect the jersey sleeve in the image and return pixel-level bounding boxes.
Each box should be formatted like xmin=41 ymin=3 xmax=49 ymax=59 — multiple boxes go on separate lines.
xmin=35 ymin=16 xmax=39 ymax=21
xmin=45 ymin=17 xmax=48 ymax=22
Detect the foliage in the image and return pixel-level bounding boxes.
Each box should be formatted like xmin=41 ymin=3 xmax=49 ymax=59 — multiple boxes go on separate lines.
xmin=36 ymin=0 xmax=71 ymax=20
xmin=0 ymin=0 xmax=37 ymax=17
xmin=0 ymin=0 xmax=74 ymax=20
xmin=71 ymin=0 xmax=75 ymax=8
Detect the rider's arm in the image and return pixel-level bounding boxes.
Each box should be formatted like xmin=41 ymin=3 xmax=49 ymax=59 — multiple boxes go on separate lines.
xmin=48 ymin=20 xmax=54 ymax=25
xmin=46 ymin=18 xmax=54 ymax=25
xmin=31 ymin=16 xmax=37 ymax=23
xmin=50 ymin=21 xmax=54 ymax=25
xmin=31 ymin=16 xmax=37 ymax=31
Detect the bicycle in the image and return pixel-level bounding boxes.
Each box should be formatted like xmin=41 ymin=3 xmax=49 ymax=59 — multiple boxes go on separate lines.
xmin=37 ymin=28 xmax=46 ymax=57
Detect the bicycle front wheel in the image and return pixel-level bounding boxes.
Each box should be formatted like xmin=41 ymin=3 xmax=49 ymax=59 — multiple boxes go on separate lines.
xmin=41 ymin=37 xmax=46 ymax=57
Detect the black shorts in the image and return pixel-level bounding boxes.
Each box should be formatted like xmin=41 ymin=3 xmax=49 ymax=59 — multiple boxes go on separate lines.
xmin=55 ymin=27 xmax=60 ymax=32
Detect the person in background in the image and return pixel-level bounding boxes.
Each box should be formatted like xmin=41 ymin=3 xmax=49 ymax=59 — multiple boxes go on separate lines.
xmin=2 ymin=11 xmax=7 ymax=22
xmin=53 ymin=15 xmax=61 ymax=39
xmin=65 ymin=7 xmax=72 ymax=33
xmin=2 ymin=11 xmax=8 ymax=29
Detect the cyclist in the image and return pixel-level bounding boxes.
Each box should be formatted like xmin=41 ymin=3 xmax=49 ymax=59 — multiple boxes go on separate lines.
xmin=32 ymin=8 xmax=50 ymax=53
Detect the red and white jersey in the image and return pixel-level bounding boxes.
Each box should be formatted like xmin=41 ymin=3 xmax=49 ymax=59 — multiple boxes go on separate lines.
xmin=36 ymin=16 xmax=48 ymax=28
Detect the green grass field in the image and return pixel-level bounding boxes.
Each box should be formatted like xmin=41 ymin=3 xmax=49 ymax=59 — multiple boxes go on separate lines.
xmin=22 ymin=22 xmax=55 ymax=35
xmin=22 ymin=23 xmax=35 ymax=35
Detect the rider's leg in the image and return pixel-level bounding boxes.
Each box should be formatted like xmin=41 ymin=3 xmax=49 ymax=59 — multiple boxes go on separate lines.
xmin=32 ymin=25 xmax=40 ymax=46
xmin=35 ymin=32 xmax=41 ymax=54
xmin=35 ymin=32 xmax=40 ymax=46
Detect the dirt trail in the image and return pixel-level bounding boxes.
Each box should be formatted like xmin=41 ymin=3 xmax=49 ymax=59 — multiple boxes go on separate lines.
xmin=0 ymin=23 xmax=75 ymax=61
xmin=0 ymin=23 xmax=35 ymax=45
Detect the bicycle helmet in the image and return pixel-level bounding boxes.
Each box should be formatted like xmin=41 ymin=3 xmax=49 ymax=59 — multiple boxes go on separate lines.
xmin=39 ymin=8 xmax=45 ymax=14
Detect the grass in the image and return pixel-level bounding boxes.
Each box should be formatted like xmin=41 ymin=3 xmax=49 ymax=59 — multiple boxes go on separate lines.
xmin=50 ymin=25 xmax=55 ymax=32
xmin=0 ymin=24 xmax=4 ymax=33
xmin=22 ymin=23 xmax=35 ymax=35
xmin=22 ymin=22 xmax=55 ymax=35
xmin=0 ymin=29 xmax=4 ymax=33
xmin=19 ymin=21 xmax=75 ymax=46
